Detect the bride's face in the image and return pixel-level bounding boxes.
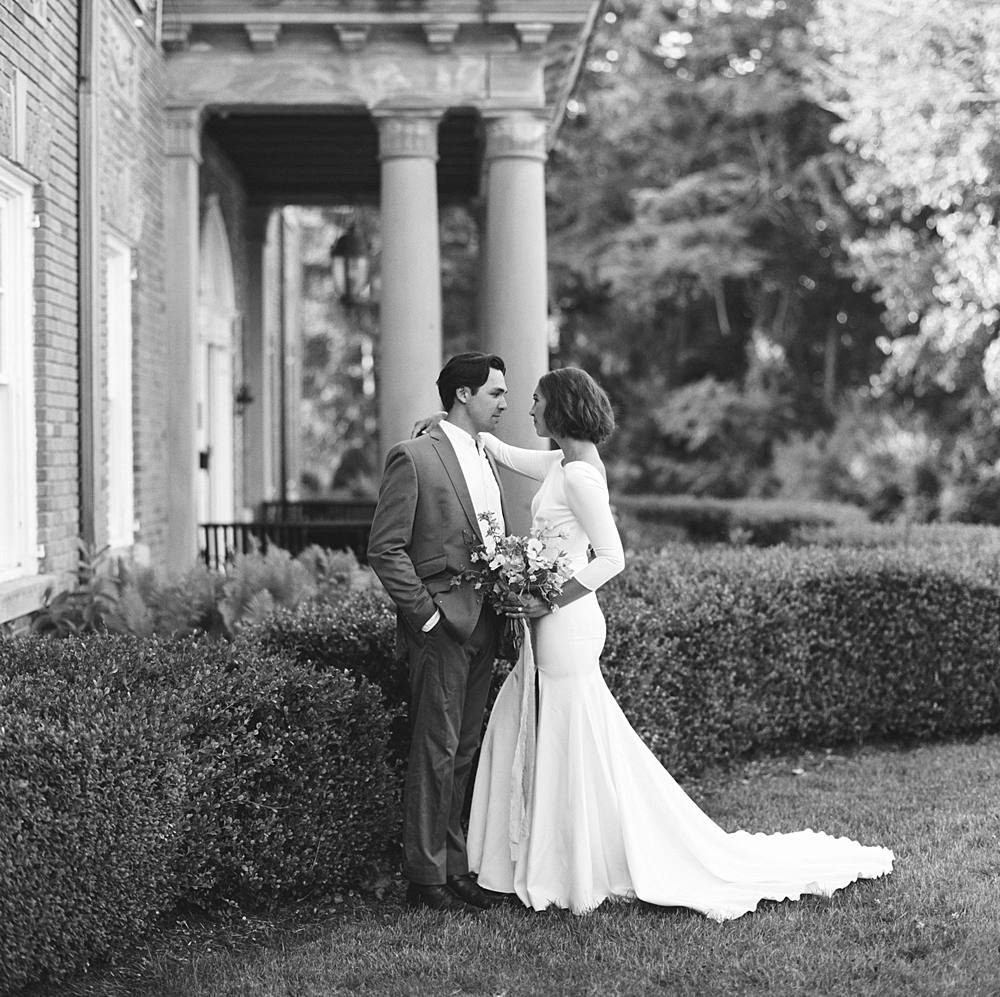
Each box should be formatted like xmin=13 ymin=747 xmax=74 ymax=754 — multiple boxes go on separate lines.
xmin=529 ymin=385 xmax=552 ymax=438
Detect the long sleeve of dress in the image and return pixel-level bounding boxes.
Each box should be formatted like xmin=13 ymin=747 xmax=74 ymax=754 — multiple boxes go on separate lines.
xmin=479 ymin=432 xmax=562 ymax=482
xmin=563 ymin=462 xmax=626 ymax=591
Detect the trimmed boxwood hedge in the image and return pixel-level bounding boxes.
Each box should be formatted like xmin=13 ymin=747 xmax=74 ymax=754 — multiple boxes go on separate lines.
xmin=248 ymin=590 xmax=514 ymax=765
xmin=613 ymin=494 xmax=868 ymax=547
xmin=7 ymin=532 xmax=1000 ymax=991
xmin=0 ymin=634 xmax=399 ymax=992
xmin=247 ymin=590 xmax=403 ymax=735
xmin=0 ymin=638 xmax=186 ymax=992
xmin=250 ymin=537 xmax=1000 ymax=784
xmin=602 ymin=543 xmax=1000 ymax=777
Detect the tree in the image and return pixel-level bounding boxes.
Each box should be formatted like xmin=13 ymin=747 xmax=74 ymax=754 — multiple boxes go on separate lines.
xmin=814 ymin=0 xmax=1000 ymax=396
xmin=813 ymin=0 xmax=1000 ymax=494
xmin=547 ymin=0 xmax=886 ymax=491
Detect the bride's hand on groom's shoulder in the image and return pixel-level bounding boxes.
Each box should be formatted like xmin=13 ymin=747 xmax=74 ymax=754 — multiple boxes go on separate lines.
xmin=411 ymin=410 xmax=448 ymax=438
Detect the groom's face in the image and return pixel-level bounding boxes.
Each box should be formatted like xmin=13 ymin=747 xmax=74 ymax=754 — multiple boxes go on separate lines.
xmin=462 ymin=366 xmax=508 ymax=433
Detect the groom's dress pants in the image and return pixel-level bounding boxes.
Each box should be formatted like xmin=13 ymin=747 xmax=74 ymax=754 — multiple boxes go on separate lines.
xmin=402 ymin=605 xmax=499 ymax=885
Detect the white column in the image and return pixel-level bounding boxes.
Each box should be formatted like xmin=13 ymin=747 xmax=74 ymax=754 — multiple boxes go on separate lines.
xmin=165 ymin=107 xmax=203 ymax=571
xmin=242 ymin=206 xmax=272 ymax=516
xmin=375 ymin=112 xmax=443 ymax=458
xmin=482 ymin=113 xmax=550 ymax=531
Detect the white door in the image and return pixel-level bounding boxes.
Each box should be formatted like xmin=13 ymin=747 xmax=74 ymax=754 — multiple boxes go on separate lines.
xmin=197 ymin=198 xmax=238 ymax=524
xmin=206 ymin=341 xmax=234 ymax=522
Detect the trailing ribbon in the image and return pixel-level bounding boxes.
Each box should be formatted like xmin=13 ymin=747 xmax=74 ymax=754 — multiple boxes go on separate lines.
xmin=508 ymin=617 xmax=537 ymax=861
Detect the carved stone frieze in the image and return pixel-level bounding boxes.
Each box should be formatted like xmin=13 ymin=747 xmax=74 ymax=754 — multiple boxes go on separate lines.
xmin=376 ymin=114 xmax=441 ymax=161
xmin=487 ymin=52 xmax=545 ymax=105
xmin=483 ymin=114 xmax=548 ymax=162
xmin=166 ymin=52 xmax=486 ymax=108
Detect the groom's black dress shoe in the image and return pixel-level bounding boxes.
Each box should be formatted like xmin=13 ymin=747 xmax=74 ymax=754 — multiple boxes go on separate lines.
xmin=446 ymin=874 xmax=512 ymax=910
xmin=405 ymin=882 xmax=480 ymax=915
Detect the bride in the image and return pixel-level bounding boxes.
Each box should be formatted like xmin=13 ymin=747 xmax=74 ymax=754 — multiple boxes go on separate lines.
xmin=456 ymin=366 xmax=893 ymax=920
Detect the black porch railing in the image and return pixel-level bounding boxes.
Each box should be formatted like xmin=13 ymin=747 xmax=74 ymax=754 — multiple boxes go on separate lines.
xmin=199 ymin=520 xmax=373 ymax=571
xmin=260 ymin=499 xmax=377 ymax=523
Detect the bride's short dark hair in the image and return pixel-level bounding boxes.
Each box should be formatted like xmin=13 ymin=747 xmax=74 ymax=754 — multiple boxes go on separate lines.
xmin=437 ymin=352 xmax=506 ymax=410
xmin=538 ymin=367 xmax=615 ymax=444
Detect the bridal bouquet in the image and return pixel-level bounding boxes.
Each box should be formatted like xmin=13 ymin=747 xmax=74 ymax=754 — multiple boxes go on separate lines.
xmin=454 ymin=511 xmax=574 ymax=617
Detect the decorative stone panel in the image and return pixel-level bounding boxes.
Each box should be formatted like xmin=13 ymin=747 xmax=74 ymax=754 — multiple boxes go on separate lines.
xmin=0 ymin=74 xmax=12 ymax=161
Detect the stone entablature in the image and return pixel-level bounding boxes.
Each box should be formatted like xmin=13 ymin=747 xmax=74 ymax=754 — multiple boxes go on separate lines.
xmin=161 ymin=0 xmax=598 ymax=139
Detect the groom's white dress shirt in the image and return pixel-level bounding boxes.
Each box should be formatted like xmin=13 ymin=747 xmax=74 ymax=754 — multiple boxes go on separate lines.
xmin=421 ymin=419 xmax=505 ymax=632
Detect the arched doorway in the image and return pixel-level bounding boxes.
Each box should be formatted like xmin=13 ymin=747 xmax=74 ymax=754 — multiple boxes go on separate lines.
xmin=197 ymin=196 xmax=238 ymax=525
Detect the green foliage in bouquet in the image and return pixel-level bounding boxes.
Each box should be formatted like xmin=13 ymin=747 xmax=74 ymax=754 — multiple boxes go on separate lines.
xmin=452 ymin=512 xmax=575 ymax=611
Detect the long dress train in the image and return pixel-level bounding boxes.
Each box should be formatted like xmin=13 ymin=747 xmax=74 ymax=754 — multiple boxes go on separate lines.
xmin=467 ymin=436 xmax=893 ymax=920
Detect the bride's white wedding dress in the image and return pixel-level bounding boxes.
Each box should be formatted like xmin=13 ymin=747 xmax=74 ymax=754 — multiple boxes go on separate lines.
xmin=468 ymin=436 xmax=894 ymax=920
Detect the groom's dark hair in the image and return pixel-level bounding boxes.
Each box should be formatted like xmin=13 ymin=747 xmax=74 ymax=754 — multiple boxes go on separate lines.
xmin=437 ymin=352 xmax=506 ymax=410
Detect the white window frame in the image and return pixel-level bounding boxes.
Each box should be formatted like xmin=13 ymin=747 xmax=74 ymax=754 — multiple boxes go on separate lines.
xmin=105 ymin=235 xmax=135 ymax=550
xmin=0 ymin=161 xmax=38 ymax=584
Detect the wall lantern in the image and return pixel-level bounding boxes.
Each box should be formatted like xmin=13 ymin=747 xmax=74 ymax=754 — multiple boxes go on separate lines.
xmin=234 ymin=382 xmax=255 ymax=417
xmin=329 ymin=222 xmax=370 ymax=307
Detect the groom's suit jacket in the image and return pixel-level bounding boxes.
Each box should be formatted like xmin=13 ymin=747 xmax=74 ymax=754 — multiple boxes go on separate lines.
xmin=367 ymin=425 xmax=508 ymax=644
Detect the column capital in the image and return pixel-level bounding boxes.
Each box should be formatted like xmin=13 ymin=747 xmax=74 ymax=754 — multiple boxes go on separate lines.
xmin=374 ymin=111 xmax=442 ymax=161
xmin=164 ymin=106 xmax=203 ymax=162
xmin=483 ymin=114 xmax=548 ymax=164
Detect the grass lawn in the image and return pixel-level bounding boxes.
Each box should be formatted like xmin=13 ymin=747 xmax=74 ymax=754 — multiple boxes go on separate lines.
xmin=25 ymin=735 xmax=1000 ymax=997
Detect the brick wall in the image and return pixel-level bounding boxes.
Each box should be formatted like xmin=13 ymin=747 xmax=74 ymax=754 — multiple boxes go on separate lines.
xmin=96 ymin=0 xmax=169 ymax=562
xmin=2 ymin=0 xmax=273 ymax=605
xmin=0 ymin=0 xmax=81 ymax=582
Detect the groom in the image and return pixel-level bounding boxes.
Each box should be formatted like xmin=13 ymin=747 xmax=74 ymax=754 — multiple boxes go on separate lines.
xmin=367 ymin=352 xmax=510 ymax=914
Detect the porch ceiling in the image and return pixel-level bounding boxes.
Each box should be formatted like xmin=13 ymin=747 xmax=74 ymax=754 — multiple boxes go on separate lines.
xmin=203 ymin=108 xmax=481 ymax=206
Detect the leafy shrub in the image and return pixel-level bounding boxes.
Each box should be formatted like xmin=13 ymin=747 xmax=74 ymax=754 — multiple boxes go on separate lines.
xmin=30 ymin=543 xmax=374 ymax=639
xmin=217 ymin=545 xmax=320 ymax=633
xmin=247 ymin=591 xmax=402 ymax=745
xmin=0 ymin=633 xmax=400 ymax=991
xmin=30 ymin=542 xmax=150 ymax=638
xmin=600 ymin=542 xmax=1000 ymax=777
xmin=614 ymin=494 xmax=867 ymax=548
xmin=940 ymin=472 xmax=1000 ymax=526
xmin=793 ymin=521 xmax=1000 ymax=561
xmin=164 ymin=636 xmax=401 ymax=908
xmin=132 ymin=562 xmax=226 ymax=637
xmin=642 ymin=376 xmax=797 ymax=498
xmin=248 ymin=590 xmax=516 ymax=765
xmin=0 ymin=637 xmax=186 ymax=992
